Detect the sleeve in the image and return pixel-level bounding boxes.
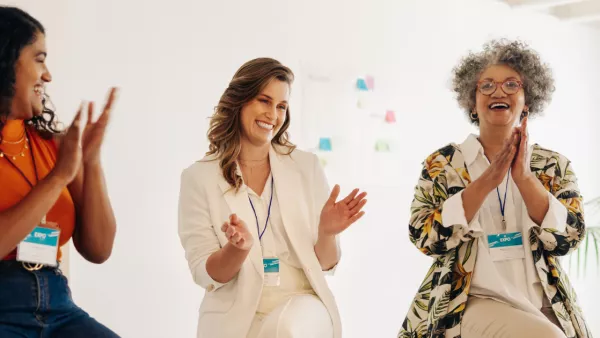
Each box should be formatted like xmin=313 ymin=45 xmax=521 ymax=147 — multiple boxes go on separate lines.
xmin=409 ymin=163 xmax=484 ymax=258
xmin=539 ymin=192 xmax=568 ymax=232
xmin=531 ymin=158 xmax=585 ymax=256
xmin=178 ymin=167 xmax=230 ymax=292
xmin=312 ymin=154 xmax=341 ymax=275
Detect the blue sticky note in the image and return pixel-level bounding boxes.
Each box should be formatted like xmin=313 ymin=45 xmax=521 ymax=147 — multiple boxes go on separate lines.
xmin=319 ymin=137 xmax=332 ymax=151
xmin=356 ymin=78 xmax=368 ymax=91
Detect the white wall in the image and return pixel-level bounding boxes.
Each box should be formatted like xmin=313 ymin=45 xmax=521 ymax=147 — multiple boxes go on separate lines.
xmin=4 ymin=0 xmax=600 ymax=337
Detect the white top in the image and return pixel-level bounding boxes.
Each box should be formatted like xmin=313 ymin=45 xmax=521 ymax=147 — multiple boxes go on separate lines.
xmin=441 ymin=134 xmax=568 ymax=316
xmin=244 ymin=172 xmax=302 ymax=268
xmin=243 ymin=172 xmax=316 ymax=315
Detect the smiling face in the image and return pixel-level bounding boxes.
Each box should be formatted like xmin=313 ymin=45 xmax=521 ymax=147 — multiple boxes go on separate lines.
xmin=475 ymin=64 xmax=527 ymax=129
xmin=239 ymin=78 xmax=290 ymax=148
xmin=10 ymin=31 xmax=52 ymax=120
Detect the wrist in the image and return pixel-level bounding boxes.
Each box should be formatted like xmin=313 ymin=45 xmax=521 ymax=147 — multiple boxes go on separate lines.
xmin=224 ymin=241 xmax=251 ymax=253
xmin=47 ymin=170 xmax=70 ymax=187
xmin=514 ymin=173 xmax=536 ymax=187
xmin=317 ymin=229 xmax=336 ymax=242
xmin=84 ymin=158 xmax=102 ymax=169
xmin=474 ymin=172 xmax=496 ymax=195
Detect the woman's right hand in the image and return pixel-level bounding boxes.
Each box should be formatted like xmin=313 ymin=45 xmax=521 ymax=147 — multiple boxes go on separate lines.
xmin=481 ymin=130 xmax=519 ymax=190
xmin=51 ymin=104 xmax=84 ymax=184
xmin=221 ymin=214 xmax=254 ymax=251
xmin=460 ymin=130 xmax=519 ymax=224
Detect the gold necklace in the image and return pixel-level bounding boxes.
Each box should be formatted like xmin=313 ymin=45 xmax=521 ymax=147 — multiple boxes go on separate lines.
xmin=0 ymin=137 xmax=29 ymax=160
xmin=239 ymin=161 xmax=268 ymax=169
xmin=1 ymin=132 xmax=26 ymax=145
xmin=239 ymin=160 xmax=269 ymax=177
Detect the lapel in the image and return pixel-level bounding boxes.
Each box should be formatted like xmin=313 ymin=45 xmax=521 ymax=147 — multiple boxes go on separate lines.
xmin=269 ymin=146 xmax=315 ymax=267
xmin=217 ymin=167 xmax=264 ymax=277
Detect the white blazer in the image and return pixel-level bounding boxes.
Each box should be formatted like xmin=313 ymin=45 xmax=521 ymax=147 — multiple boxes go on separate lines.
xmin=178 ymin=145 xmax=342 ymax=338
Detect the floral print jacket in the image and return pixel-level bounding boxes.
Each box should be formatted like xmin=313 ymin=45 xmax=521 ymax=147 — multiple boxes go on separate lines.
xmin=398 ymin=143 xmax=591 ymax=338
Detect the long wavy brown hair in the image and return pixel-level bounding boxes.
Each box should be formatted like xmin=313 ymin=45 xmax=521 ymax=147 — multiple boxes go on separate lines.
xmin=206 ymin=58 xmax=296 ymax=191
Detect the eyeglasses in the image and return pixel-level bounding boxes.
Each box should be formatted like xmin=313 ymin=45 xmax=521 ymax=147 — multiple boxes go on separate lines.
xmin=477 ymin=79 xmax=523 ymax=96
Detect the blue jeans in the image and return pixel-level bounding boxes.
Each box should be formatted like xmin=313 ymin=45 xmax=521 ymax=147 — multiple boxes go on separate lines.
xmin=0 ymin=261 xmax=120 ymax=338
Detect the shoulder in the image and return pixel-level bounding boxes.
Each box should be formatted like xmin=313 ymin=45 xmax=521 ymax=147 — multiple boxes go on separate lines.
xmin=531 ymin=144 xmax=569 ymax=162
xmin=180 ymin=154 xmax=221 ymax=184
xmin=273 ymin=144 xmax=317 ymax=163
xmin=288 ymin=147 xmax=318 ymax=164
xmin=275 ymin=145 xmax=319 ymax=171
xmin=423 ymin=143 xmax=462 ymax=165
xmin=531 ymin=144 xmax=574 ymax=177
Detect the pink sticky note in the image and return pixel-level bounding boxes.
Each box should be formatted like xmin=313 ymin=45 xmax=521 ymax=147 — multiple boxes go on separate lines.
xmin=385 ymin=110 xmax=396 ymax=123
xmin=365 ymin=76 xmax=374 ymax=90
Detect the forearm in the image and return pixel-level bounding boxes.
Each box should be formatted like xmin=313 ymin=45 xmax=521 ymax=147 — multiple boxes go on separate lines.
xmin=314 ymin=233 xmax=339 ymax=270
xmin=74 ymin=163 xmax=116 ymax=263
xmin=0 ymin=173 xmax=68 ymax=258
xmin=206 ymin=243 xmax=250 ymax=283
xmin=461 ymin=175 xmax=493 ymax=223
xmin=516 ymin=175 xmax=549 ymax=225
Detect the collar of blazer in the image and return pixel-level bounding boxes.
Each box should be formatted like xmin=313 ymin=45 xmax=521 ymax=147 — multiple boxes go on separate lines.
xmin=216 ymin=144 xmax=315 ymax=277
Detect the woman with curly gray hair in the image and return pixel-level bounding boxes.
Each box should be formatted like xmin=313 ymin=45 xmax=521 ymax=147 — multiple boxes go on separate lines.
xmin=399 ymin=39 xmax=591 ymax=338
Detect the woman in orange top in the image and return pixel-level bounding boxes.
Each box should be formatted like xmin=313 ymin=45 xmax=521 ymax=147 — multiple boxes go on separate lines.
xmin=0 ymin=6 xmax=120 ymax=338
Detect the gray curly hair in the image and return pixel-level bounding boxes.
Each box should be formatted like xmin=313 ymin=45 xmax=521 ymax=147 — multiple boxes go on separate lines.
xmin=452 ymin=39 xmax=555 ymax=126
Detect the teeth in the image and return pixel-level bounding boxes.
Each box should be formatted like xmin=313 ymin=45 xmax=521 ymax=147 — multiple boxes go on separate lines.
xmin=490 ymin=103 xmax=509 ymax=109
xmin=256 ymin=121 xmax=273 ymax=130
xmin=34 ymin=86 xmax=44 ymax=95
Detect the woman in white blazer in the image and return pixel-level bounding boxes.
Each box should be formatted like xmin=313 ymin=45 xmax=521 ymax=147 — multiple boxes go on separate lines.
xmin=178 ymin=58 xmax=367 ymax=338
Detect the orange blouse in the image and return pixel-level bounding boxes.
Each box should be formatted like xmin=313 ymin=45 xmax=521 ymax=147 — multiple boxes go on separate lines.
xmin=0 ymin=119 xmax=75 ymax=261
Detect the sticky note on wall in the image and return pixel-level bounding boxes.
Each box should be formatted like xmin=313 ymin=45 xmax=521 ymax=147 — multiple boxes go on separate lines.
xmin=375 ymin=139 xmax=390 ymax=152
xmin=319 ymin=137 xmax=332 ymax=151
xmin=318 ymin=156 xmax=328 ymax=167
xmin=365 ymin=76 xmax=374 ymax=90
xmin=356 ymin=78 xmax=368 ymax=91
xmin=385 ymin=110 xmax=396 ymax=123
xmin=357 ymin=98 xmax=365 ymax=109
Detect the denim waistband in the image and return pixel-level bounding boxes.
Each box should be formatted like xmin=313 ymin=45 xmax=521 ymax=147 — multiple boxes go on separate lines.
xmin=0 ymin=260 xmax=62 ymax=273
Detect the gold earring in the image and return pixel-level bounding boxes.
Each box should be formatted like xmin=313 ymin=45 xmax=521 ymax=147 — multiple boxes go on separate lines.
xmin=470 ymin=111 xmax=478 ymax=121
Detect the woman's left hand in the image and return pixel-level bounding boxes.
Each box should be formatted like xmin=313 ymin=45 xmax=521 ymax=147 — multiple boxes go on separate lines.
xmin=318 ymin=185 xmax=367 ymax=237
xmin=82 ymin=87 xmax=118 ymax=165
xmin=511 ymin=116 xmax=534 ymax=184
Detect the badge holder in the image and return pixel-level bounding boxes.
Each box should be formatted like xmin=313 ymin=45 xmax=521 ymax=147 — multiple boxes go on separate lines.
xmin=17 ymin=217 xmax=60 ymax=271
xmin=487 ymin=232 xmax=525 ymax=261
xmin=263 ymin=257 xmax=280 ymax=287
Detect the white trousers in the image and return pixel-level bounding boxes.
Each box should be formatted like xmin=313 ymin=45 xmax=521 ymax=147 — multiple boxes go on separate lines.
xmin=247 ymin=294 xmax=333 ymax=338
xmin=462 ymin=297 xmax=566 ymax=338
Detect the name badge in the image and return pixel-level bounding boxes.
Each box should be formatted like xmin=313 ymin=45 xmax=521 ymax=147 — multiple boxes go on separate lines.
xmin=488 ymin=231 xmax=524 ymax=262
xmin=17 ymin=226 xmax=60 ymax=267
xmin=263 ymin=257 xmax=280 ymax=287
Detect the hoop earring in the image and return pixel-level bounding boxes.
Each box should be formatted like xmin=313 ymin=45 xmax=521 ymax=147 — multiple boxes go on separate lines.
xmin=521 ymin=110 xmax=529 ymax=119
xmin=470 ymin=111 xmax=478 ymax=121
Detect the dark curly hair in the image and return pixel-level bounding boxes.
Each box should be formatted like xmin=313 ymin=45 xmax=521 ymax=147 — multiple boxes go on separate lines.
xmin=0 ymin=6 xmax=60 ymax=143
xmin=206 ymin=58 xmax=296 ymax=192
xmin=452 ymin=39 xmax=555 ymax=126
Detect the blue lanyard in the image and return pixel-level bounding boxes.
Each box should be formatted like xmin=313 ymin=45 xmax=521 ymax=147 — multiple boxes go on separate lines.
xmin=248 ymin=175 xmax=274 ymax=241
xmin=496 ymin=168 xmax=510 ymax=229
